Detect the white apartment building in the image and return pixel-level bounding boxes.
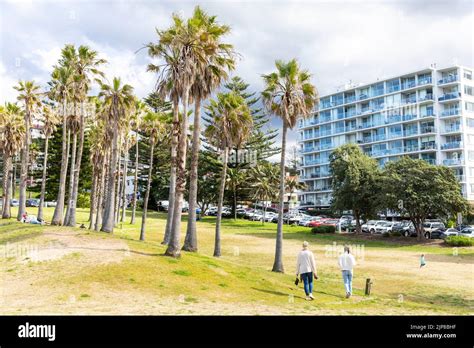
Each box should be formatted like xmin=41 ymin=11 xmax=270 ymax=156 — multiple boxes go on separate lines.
xmin=297 ymin=65 xmax=474 ymax=208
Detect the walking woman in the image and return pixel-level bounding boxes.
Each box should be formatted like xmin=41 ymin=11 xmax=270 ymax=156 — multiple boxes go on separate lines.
xmin=338 ymin=245 xmax=356 ymax=298
xmin=296 ymin=241 xmax=318 ymax=300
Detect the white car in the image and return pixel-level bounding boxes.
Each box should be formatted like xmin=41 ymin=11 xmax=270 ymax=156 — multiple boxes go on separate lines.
xmin=375 ymin=221 xmax=396 ymax=234
xmin=289 ymin=214 xmax=309 ymax=225
xmin=459 ymin=227 xmax=474 ymax=238
xmin=362 ymin=220 xmax=386 ymax=233
xmin=299 ymin=216 xmax=320 ymax=227
xmin=10 ymin=199 xmax=19 ymax=207
xmin=263 ymin=212 xmax=277 ymax=222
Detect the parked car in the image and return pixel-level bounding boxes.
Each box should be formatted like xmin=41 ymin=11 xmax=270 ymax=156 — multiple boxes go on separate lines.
xmin=422 ymin=222 xmax=445 ymax=239
xmin=440 ymin=228 xmax=459 ymax=239
xmin=263 ymin=212 xmax=277 ymax=222
xmin=392 ymin=221 xmax=416 ymax=237
xmin=10 ymin=199 xmax=19 ymax=207
xmin=46 ymin=201 xmax=57 ymax=207
xmin=362 ymin=220 xmax=386 ymax=233
xmin=26 ymin=198 xmax=40 ymax=207
xmin=288 ymin=214 xmax=309 ymax=225
xmin=430 ymin=227 xmax=458 ymax=239
xmin=375 ymin=221 xmax=396 ymax=234
xmin=299 ymin=216 xmax=320 ymax=227
xmin=458 ymin=227 xmax=474 ymax=238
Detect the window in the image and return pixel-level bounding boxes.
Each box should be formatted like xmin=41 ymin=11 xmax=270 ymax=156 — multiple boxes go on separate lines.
xmin=465 ymin=86 xmax=473 ymax=96
xmin=467 ymin=118 xmax=474 ymax=128
xmin=469 ymin=167 xmax=474 ymax=177
xmin=466 ymin=102 xmax=474 ymax=112
xmin=464 ymin=69 xmax=473 ymax=80
xmin=469 ymin=151 xmax=474 ymax=161
xmin=386 ymin=79 xmax=400 ymax=93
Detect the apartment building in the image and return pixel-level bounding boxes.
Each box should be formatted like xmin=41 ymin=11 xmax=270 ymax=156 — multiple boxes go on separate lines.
xmin=298 ymin=65 xmax=474 ymax=208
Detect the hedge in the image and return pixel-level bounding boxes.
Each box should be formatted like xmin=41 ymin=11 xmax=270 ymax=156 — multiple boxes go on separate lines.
xmin=311 ymin=225 xmax=336 ymax=234
xmin=445 ymin=235 xmax=473 ymax=247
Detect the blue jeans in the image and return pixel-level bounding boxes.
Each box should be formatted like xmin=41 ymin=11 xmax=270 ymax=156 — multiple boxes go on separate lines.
xmin=301 ymin=272 xmax=313 ymax=295
xmin=342 ymin=270 xmax=353 ymax=294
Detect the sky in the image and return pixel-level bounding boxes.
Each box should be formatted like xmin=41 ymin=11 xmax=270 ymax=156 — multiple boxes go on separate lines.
xmin=1 ymin=0 xmax=473 ymax=157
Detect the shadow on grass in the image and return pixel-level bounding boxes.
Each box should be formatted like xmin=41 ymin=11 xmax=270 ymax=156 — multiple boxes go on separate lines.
xmin=390 ymin=292 xmax=473 ymax=310
xmin=251 ymin=287 xmax=306 ymax=300
xmin=425 ymin=253 xmax=474 ymax=264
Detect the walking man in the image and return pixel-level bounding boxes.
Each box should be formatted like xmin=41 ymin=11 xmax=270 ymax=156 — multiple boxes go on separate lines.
xmin=296 ymin=241 xmax=318 ymax=301
xmin=338 ymin=245 xmax=356 ymax=298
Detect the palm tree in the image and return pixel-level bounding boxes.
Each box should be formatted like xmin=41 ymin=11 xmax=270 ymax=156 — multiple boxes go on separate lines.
xmin=0 ymin=103 xmax=25 ymax=219
xmin=139 ymin=111 xmax=165 ymax=241
xmin=129 ymin=99 xmax=145 ymax=224
xmin=13 ymin=80 xmax=42 ymax=221
xmin=37 ymin=105 xmax=60 ymax=220
xmin=226 ymin=167 xmax=246 ymax=219
xmin=249 ymin=163 xmax=279 ymax=224
xmin=183 ymin=7 xmax=236 ymax=252
xmin=204 ymin=92 xmax=253 ymax=257
xmin=64 ymin=45 xmax=106 ymax=227
xmin=285 ymin=176 xmax=306 ymax=219
xmin=261 ymin=59 xmax=318 ymax=272
xmin=97 ymin=77 xmax=135 ymax=233
xmin=50 ymin=64 xmax=74 ymax=225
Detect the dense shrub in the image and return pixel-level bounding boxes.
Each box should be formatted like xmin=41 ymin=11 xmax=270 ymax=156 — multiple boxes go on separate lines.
xmin=311 ymin=225 xmax=336 ymax=234
xmin=382 ymin=232 xmax=390 ymax=238
xmin=77 ymin=193 xmax=91 ymax=208
xmin=445 ymin=236 xmax=473 ymax=247
xmin=390 ymin=231 xmax=402 ymax=237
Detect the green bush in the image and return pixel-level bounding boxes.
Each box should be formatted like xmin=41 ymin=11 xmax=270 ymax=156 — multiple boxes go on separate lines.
xmin=445 ymin=236 xmax=473 ymax=247
xmin=77 ymin=193 xmax=91 ymax=209
xmin=390 ymin=231 xmax=402 ymax=237
xmin=311 ymin=225 xmax=336 ymax=234
xmin=382 ymin=232 xmax=390 ymax=237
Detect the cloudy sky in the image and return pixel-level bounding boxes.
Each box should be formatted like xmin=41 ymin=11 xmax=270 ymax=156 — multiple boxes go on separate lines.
xmin=1 ymin=0 xmax=473 ymax=153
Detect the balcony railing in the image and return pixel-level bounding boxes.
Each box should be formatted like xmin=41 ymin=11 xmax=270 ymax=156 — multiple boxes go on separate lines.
xmin=374 ymin=134 xmax=386 ymax=141
xmin=404 ymin=128 xmax=418 ymax=136
xmin=388 ymin=147 xmax=403 ymax=155
xmin=359 ymin=94 xmax=368 ymax=100
xmin=438 ymin=92 xmax=461 ymax=101
xmin=455 ymin=175 xmax=466 ymax=182
xmin=320 ymin=116 xmax=332 ymax=123
xmin=402 ymin=81 xmax=416 ymax=89
xmin=443 ymin=158 xmax=463 ymax=166
xmin=388 ymin=131 xmax=403 ymax=139
xmin=418 ymin=93 xmax=433 ymax=101
xmin=402 ymin=97 xmax=417 ymax=104
xmin=320 ymin=143 xmax=333 ymax=150
xmin=420 ymin=142 xmax=437 ymax=150
xmin=404 ymin=145 xmax=419 ymax=152
xmin=441 ymin=109 xmax=460 ymax=117
xmin=441 ymin=141 xmax=462 ymax=150
xmin=443 ymin=125 xmax=461 ymax=133
xmin=362 ymin=137 xmax=372 ymax=143
xmin=387 ymin=115 xmax=402 ymax=124
xmin=346 ymin=125 xmax=357 ymax=132
xmin=302 ymin=147 xmax=319 ymax=153
xmin=345 ymin=96 xmax=356 ymax=104
xmin=420 ymin=126 xmax=436 ymax=134
xmin=420 ymin=110 xmax=435 ymax=118
xmin=334 ymin=127 xmax=345 ymax=134
xmin=361 ymin=123 xmax=373 ymax=129
xmin=320 ymin=130 xmax=332 ymax=136
xmin=305 ymin=159 xmax=321 ymax=165
xmin=418 ymin=77 xmax=432 ymax=85
xmin=387 ymin=85 xmax=400 ymax=93
xmin=438 ymin=75 xmax=458 ymax=85
xmin=423 ymin=158 xmax=437 ymax=165
xmin=402 ymin=114 xmax=417 ymax=121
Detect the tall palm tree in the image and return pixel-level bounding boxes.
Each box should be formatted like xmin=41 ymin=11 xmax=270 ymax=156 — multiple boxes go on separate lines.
xmin=261 ymin=59 xmax=318 ymax=272
xmin=13 ymin=80 xmax=42 ymax=221
xmin=50 ymin=64 xmax=74 ymax=225
xmin=183 ymin=7 xmax=237 ymax=252
xmin=97 ymin=77 xmax=135 ymax=233
xmin=129 ymin=99 xmax=145 ymax=224
xmin=0 ymin=103 xmax=25 ymax=219
xmin=64 ymin=45 xmax=106 ymax=227
xmin=204 ymin=92 xmax=253 ymax=257
xmin=37 ymin=105 xmax=60 ymax=220
xmin=139 ymin=111 xmax=165 ymax=241
xmin=226 ymin=167 xmax=246 ymax=220
xmin=249 ymin=163 xmax=279 ymax=224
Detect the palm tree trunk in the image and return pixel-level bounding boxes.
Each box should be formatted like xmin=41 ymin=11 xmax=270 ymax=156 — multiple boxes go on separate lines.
xmin=183 ymin=97 xmax=201 ymax=252
xmin=17 ymin=109 xmax=30 ymax=221
xmin=121 ymin=139 xmax=129 ymax=223
xmin=64 ymin=131 xmax=77 ymax=225
xmin=12 ymin=160 xmax=16 ymax=199
xmin=162 ymin=98 xmax=179 ymax=245
xmin=88 ymin=167 xmax=98 ymax=229
xmin=233 ymin=184 xmax=237 ymax=220
xmin=2 ymin=154 xmax=11 ymax=219
xmin=214 ymin=147 xmax=228 ymax=257
xmin=66 ymin=105 xmax=86 ymax=227
xmin=52 ymin=102 xmax=69 ymax=225
xmin=114 ymin=139 xmax=122 ymax=225
xmin=272 ymin=123 xmax=287 ymax=273
xmin=101 ymin=127 xmax=118 ymax=233
xmin=165 ymin=90 xmax=190 ymax=257
xmin=130 ymin=136 xmax=139 ymax=224
xmin=95 ymin=156 xmax=107 ymax=231
xmin=140 ymin=141 xmax=154 ymax=241
xmin=37 ymin=134 xmax=50 ymax=221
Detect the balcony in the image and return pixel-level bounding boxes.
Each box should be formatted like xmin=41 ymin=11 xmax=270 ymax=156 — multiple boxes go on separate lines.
xmin=302 ymin=147 xmax=319 ymax=153
xmin=443 ymin=158 xmax=463 ymax=166
xmin=359 ymin=94 xmax=368 ymax=100
xmin=388 ymin=131 xmax=403 ymax=139
xmin=388 ymin=147 xmax=403 ymax=155
xmin=320 ymin=116 xmax=332 ymax=123
xmin=420 ymin=110 xmax=435 ymax=118
xmin=387 ymin=85 xmax=400 ymax=93
xmin=402 ymin=97 xmax=417 ymax=105
xmin=420 ymin=142 xmax=437 ymax=150
xmin=441 ymin=141 xmax=462 ymax=150
xmin=404 ymin=128 xmax=418 ymax=136
xmin=441 ymin=109 xmax=460 ymax=117
xmin=404 ymin=145 xmax=419 ymax=152
xmin=346 ymin=125 xmax=357 ymax=132
xmin=420 ymin=126 xmax=436 ymax=134
xmin=361 ymin=122 xmax=374 ymax=129
xmin=438 ymin=75 xmax=458 ymax=85
xmin=443 ymin=125 xmax=461 ymax=133
xmin=320 ymin=130 xmax=332 ymax=137
xmin=362 ymin=137 xmax=373 ymax=143
xmin=418 ymin=93 xmax=433 ymax=102
xmin=455 ymin=175 xmax=466 ymax=182
xmin=402 ymin=81 xmax=416 ymax=90
xmin=345 ymin=96 xmax=356 ymax=104
xmin=334 ymin=127 xmax=345 ymax=134
xmin=345 ymin=111 xmax=357 ymax=118
xmin=402 ymin=114 xmax=417 ymax=121
xmin=320 ymin=143 xmax=333 ymax=150
xmin=418 ymin=77 xmax=432 ymax=85
xmin=438 ymin=92 xmax=461 ymax=102
xmin=305 ymin=159 xmax=321 ymax=165
xmin=423 ymin=158 xmax=437 ymax=165
xmin=387 ymin=115 xmax=402 ymax=124
xmin=374 ymin=134 xmax=386 ymax=141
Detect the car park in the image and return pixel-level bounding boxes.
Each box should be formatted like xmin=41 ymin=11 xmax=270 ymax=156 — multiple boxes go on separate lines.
xmin=299 ymin=216 xmax=320 ymax=227
xmin=375 ymin=221 xmax=396 ymax=234
xmin=26 ymin=199 xmax=40 ymax=207
xmin=288 ymin=214 xmax=309 ymax=225
xmin=430 ymin=227 xmax=458 ymax=239
xmin=10 ymin=199 xmax=19 ymax=207
xmin=362 ymin=220 xmax=386 ymax=234
xmin=391 ymin=221 xmax=416 ymax=237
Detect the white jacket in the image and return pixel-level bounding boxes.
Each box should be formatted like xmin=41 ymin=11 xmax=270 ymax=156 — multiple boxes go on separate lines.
xmin=296 ymin=249 xmax=317 ymax=275
xmin=338 ymin=252 xmax=356 ymax=271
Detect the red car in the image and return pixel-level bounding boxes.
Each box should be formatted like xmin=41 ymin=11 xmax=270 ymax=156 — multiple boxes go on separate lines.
xmin=308 ymin=218 xmax=329 ymax=228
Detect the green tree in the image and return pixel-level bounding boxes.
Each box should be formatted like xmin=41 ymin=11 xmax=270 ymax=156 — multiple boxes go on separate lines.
xmin=204 ymin=92 xmax=253 ymax=257
xmin=261 ymin=59 xmax=318 ymax=272
xmin=382 ymin=157 xmax=470 ymax=240
xmin=249 ymin=162 xmax=279 ymax=224
xmin=329 ymin=144 xmax=381 ymax=233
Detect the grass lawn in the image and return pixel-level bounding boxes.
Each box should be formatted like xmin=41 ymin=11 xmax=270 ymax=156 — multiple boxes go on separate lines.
xmin=0 ymin=206 xmax=472 ymax=315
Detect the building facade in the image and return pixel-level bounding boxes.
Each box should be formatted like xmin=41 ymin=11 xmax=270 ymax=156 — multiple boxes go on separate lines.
xmin=297 ymin=65 xmax=474 ymax=208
